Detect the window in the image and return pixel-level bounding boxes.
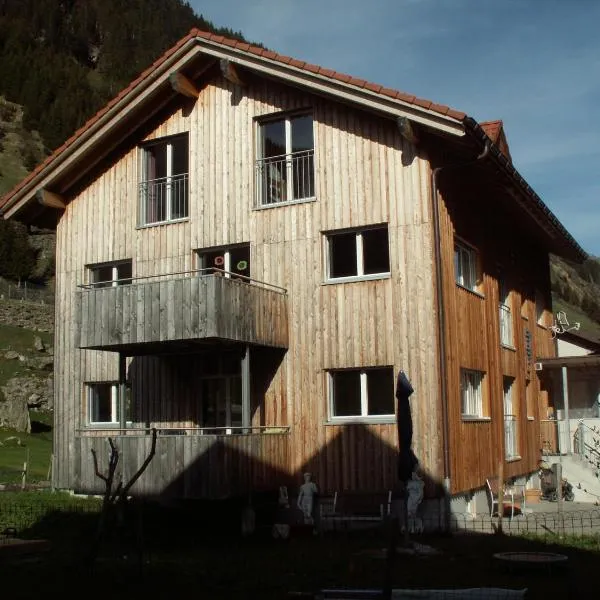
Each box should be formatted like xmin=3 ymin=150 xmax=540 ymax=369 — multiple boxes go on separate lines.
xmin=87 ymin=382 xmax=130 ymax=425
xmin=328 ymin=367 xmax=395 ymax=420
xmin=498 ymin=278 xmax=513 ymax=347
xmin=460 ymin=369 xmax=485 ymax=418
xmin=88 ymin=260 xmax=132 ymax=288
xmin=326 ymin=227 xmax=390 ymax=281
xmin=198 ymin=351 xmax=243 ymax=434
xmin=139 ymin=134 xmax=189 ymax=225
xmin=256 ymin=113 xmax=314 ymax=207
xmin=196 ymin=244 xmax=250 ymax=280
xmin=503 ymin=377 xmax=519 ymax=459
xmin=535 ymin=289 xmax=546 ymax=325
xmin=526 ymin=380 xmax=535 ymax=420
xmin=454 ymin=240 xmax=478 ymax=291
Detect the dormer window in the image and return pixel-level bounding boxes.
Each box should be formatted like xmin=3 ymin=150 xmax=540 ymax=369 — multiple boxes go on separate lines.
xmin=255 ymin=113 xmax=314 ymax=207
xmin=139 ymin=134 xmax=189 ymax=225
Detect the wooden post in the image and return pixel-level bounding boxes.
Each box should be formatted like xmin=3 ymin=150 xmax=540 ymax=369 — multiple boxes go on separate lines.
xmin=561 ymin=366 xmax=571 ymax=454
xmin=241 ymin=345 xmax=250 ymax=433
xmin=119 ymin=354 xmax=127 ymax=431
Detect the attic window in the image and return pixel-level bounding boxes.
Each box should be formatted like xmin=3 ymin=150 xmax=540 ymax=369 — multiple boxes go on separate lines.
xmin=139 ymin=134 xmax=189 ymax=226
xmin=255 ymin=113 xmax=315 ymax=207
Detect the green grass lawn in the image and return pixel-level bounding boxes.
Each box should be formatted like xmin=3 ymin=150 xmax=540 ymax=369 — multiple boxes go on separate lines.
xmin=0 ymin=322 xmax=54 ymax=483
xmin=0 ymin=425 xmax=52 ymax=483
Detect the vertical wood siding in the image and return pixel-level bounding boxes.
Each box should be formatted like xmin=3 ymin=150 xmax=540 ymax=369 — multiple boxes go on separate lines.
xmin=55 ymin=75 xmax=440 ymax=496
xmin=438 ymin=176 xmax=556 ymax=494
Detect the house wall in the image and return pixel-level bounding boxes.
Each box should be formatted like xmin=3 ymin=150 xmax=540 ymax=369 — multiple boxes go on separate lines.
xmin=53 ymin=75 xmax=442 ymax=495
xmin=438 ymin=172 xmax=556 ymax=494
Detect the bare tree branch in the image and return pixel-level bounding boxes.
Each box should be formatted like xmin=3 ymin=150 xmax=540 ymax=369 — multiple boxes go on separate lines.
xmin=120 ymin=428 xmax=157 ymax=499
xmin=90 ymin=448 xmax=109 ymax=483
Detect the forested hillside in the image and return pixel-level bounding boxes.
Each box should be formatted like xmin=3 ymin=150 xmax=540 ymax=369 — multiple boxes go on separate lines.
xmin=0 ymin=0 xmax=247 ymax=152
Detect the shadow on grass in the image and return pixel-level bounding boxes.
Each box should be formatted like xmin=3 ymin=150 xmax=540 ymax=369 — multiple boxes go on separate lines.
xmin=3 ymin=500 xmax=598 ymax=600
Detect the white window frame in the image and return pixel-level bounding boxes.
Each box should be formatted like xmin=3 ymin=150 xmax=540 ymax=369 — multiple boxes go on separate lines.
xmin=454 ymin=240 xmax=478 ymax=292
xmin=255 ymin=113 xmax=315 ymax=208
xmin=87 ymin=260 xmax=132 ymax=287
xmin=325 ymin=226 xmax=391 ymax=283
xmin=503 ymin=377 xmax=519 ymax=459
xmin=87 ymin=382 xmax=119 ymax=426
xmin=327 ymin=367 xmax=395 ymax=422
xmin=139 ymin=134 xmax=189 ymax=226
xmin=498 ymin=278 xmax=513 ymax=347
xmin=196 ymin=244 xmax=251 ymax=280
xmin=460 ymin=369 xmax=485 ymax=419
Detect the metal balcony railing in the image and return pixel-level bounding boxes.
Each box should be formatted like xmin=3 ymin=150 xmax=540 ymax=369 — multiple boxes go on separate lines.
xmin=504 ymin=414 xmax=519 ymax=459
xmin=255 ymin=149 xmax=315 ymax=207
xmin=139 ymin=173 xmax=188 ymax=225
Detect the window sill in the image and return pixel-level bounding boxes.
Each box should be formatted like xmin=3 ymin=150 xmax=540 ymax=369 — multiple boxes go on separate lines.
xmin=536 ymin=322 xmax=548 ymax=330
xmin=136 ymin=217 xmax=189 ymax=229
xmin=506 ymin=456 xmax=522 ymax=463
xmin=456 ymin=283 xmax=484 ymax=299
xmin=500 ymin=344 xmax=516 ymax=352
xmin=461 ymin=416 xmax=491 ymax=423
xmin=527 ymin=417 xmax=535 ymax=421
xmin=253 ymin=196 xmax=317 ymax=210
xmin=323 ymin=273 xmax=391 ymax=285
xmin=325 ymin=417 xmax=396 ymax=426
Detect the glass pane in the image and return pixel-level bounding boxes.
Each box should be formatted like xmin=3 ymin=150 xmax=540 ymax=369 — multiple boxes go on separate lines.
xmin=229 ymin=377 xmax=243 ymax=428
xmin=201 ymin=249 xmax=227 ymax=275
xmin=261 ymin=120 xmax=286 ymax=158
xmin=117 ymin=262 xmax=132 ymax=285
xmin=329 ymin=233 xmax=357 ymax=278
xmin=366 ymin=368 xmax=395 ymax=415
xmin=362 ymin=228 xmax=390 ymax=275
xmin=229 ymin=245 xmax=250 ymax=279
xmin=145 ymin=144 xmax=167 ymax=180
xmin=91 ymin=384 xmax=112 ymax=422
xmin=332 ymin=371 xmax=361 ymax=416
xmin=171 ymin=136 xmax=188 ymax=176
xmin=92 ymin=266 xmax=114 ymax=287
xmin=291 ymin=115 xmax=313 ymax=153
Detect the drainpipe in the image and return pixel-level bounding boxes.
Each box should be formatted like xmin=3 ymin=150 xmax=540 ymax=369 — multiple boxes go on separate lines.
xmin=430 ymin=142 xmax=490 ymax=496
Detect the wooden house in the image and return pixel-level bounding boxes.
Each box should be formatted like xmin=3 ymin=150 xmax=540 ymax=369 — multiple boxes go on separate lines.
xmin=0 ymin=29 xmax=587 ymax=504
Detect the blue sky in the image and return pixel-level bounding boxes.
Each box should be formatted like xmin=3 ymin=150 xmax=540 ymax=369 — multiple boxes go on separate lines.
xmin=190 ymin=0 xmax=600 ymax=256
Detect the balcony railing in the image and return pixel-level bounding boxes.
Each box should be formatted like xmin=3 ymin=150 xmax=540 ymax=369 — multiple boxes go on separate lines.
xmin=139 ymin=173 xmax=188 ymax=225
xmin=255 ymin=149 xmax=315 ymax=207
xmin=74 ymin=426 xmax=291 ymax=498
xmin=75 ymin=269 xmax=289 ymax=351
xmin=504 ymin=414 xmax=519 ymax=459
xmin=499 ymin=303 xmax=513 ymax=347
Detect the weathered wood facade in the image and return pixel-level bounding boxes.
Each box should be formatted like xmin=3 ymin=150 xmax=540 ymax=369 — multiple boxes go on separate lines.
xmin=1 ymin=31 xmax=586 ymax=502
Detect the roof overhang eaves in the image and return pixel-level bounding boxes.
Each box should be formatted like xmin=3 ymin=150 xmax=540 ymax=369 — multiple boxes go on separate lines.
xmin=1 ymin=36 xmax=202 ymax=220
xmin=192 ymin=36 xmax=466 ymax=137
xmin=463 ymin=117 xmax=587 ymax=263
xmin=2 ymin=33 xmax=467 ymax=222
xmin=538 ymin=355 xmax=600 ymax=369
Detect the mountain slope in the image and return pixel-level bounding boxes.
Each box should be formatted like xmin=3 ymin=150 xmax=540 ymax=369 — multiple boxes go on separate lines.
xmin=0 ymin=0 xmax=248 ymax=152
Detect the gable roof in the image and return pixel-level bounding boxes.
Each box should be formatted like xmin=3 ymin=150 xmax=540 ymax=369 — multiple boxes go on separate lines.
xmin=481 ymin=120 xmax=512 ymax=163
xmin=0 ymin=28 xmax=587 ymax=263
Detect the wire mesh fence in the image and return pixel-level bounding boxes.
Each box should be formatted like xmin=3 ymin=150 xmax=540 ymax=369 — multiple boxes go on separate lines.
xmin=0 ymin=280 xmax=54 ymax=304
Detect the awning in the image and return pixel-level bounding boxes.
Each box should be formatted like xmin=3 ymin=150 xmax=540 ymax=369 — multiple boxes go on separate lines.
xmin=537 ymin=355 xmax=600 ymax=369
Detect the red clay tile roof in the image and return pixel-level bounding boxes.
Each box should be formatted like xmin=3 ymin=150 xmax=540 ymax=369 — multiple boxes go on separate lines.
xmin=0 ymin=28 xmax=470 ymax=212
xmin=481 ymin=120 xmax=503 ymax=143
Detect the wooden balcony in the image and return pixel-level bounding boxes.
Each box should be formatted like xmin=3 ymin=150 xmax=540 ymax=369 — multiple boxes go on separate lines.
xmin=73 ymin=427 xmax=291 ymax=499
xmin=75 ymin=271 xmax=288 ymax=353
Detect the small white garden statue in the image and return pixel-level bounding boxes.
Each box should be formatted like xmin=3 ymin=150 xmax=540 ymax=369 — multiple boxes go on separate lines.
xmin=297 ymin=472 xmax=318 ymax=525
xmin=406 ymin=471 xmax=425 ymax=534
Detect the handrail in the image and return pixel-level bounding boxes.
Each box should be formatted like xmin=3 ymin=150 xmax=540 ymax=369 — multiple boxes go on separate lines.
xmin=77 ymin=267 xmax=287 ymax=294
xmin=77 ymin=425 xmax=291 ymax=435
